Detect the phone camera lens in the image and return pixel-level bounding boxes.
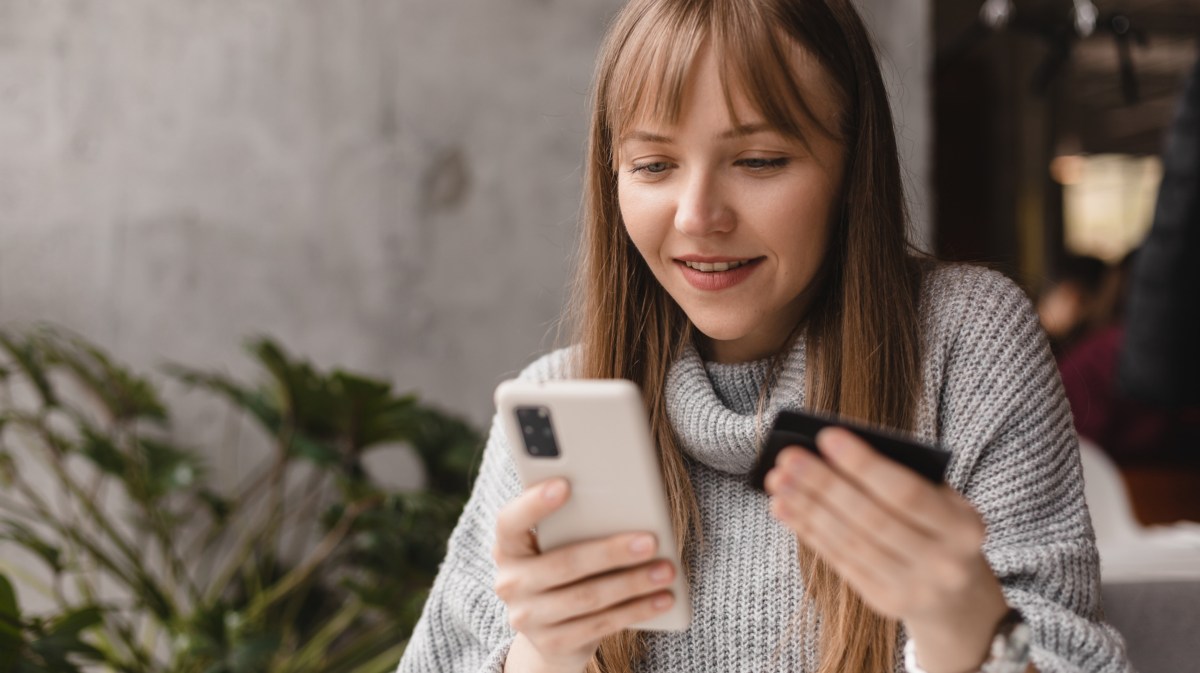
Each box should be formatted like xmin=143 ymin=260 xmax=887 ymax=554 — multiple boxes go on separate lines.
xmin=515 ymin=406 xmax=560 ymax=458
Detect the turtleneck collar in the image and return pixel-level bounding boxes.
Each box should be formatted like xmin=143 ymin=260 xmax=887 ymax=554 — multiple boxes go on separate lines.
xmin=665 ymin=337 xmax=808 ymax=475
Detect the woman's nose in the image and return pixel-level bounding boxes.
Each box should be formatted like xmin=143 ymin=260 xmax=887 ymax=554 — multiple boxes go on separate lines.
xmin=673 ymin=170 xmax=733 ymax=236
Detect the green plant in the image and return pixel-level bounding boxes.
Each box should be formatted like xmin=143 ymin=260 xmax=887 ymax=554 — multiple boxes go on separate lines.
xmin=0 ymin=326 xmax=480 ymax=672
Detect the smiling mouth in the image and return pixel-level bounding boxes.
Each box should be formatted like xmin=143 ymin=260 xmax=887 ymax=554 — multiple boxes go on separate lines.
xmin=678 ymin=258 xmax=762 ymax=272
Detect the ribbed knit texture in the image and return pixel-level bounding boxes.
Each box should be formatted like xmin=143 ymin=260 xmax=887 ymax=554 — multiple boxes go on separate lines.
xmin=397 ymin=265 xmax=1132 ymax=673
xmin=669 ymin=344 xmax=806 ymax=474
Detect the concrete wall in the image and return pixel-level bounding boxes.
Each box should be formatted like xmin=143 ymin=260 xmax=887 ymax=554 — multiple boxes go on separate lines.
xmin=858 ymin=0 xmax=933 ymax=250
xmin=0 ymin=0 xmax=929 ymax=476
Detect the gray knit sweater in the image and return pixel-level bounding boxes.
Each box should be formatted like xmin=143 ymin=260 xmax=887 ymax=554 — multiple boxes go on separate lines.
xmin=398 ymin=265 xmax=1132 ymax=673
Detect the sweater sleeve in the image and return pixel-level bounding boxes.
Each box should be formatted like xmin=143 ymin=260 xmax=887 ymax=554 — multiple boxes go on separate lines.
xmin=396 ymin=409 xmax=519 ymax=673
xmin=397 ymin=351 xmax=571 ymax=673
xmin=932 ymin=268 xmax=1132 ymax=673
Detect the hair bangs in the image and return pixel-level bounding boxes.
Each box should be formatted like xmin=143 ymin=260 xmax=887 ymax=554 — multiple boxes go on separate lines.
xmin=603 ymin=0 xmax=845 ymax=166
xmin=604 ymin=3 xmax=706 ymax=156
xmin=712 ymin=3 xmax=847 ymax=150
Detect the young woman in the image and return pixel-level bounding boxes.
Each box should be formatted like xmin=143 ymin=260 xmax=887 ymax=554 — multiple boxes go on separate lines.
xmin=399 ymin=0 xmax=1131 ymax=671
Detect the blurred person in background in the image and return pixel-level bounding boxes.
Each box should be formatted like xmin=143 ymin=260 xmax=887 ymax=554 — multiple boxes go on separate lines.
xmin=1120 ymin=55 xmax=1200 ymax=409
xmin=1036 ymin=253 xmax=1109 ymax=355
xmin=1060 ymin=54 xmax=1200 ymax=526
xmin=1058 ymin=249 xmax=1200 ymax=464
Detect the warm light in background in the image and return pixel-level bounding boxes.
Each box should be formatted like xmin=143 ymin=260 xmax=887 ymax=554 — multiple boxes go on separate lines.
xmin=1056 ymin=154 xmax=1162 ymax=262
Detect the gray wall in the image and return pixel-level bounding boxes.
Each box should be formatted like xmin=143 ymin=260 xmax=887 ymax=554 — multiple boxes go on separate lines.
xmin=859 ymin=0 xmax=933 ymax=249
xmin=0 ymin=0 xmax=929 ymax=471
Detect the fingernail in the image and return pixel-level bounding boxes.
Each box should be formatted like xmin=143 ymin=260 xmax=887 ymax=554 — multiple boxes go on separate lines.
xmin=817 ymin=428 xmax=846 ymax=457
xmin=780 ymin=447 xmax=808 ymax=469
xmin=649 ymin=563 xmax=672 ymax=583
xmin=652 ymin=593 xmax=673 ymax=609
xmin=630 ymin=534 xmax=655 ymax=555
xmin=542 ymin=480 xmax=566 ymax=501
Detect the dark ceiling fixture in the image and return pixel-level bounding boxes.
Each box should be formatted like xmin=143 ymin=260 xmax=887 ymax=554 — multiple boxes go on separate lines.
xmin=939 ymin=0 xmax=1149 ymax=104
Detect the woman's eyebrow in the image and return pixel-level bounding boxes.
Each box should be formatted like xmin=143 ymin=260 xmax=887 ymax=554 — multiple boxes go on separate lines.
xmin=620 ymin=123 xmax=777 ymax=146
xmin=620 ymin=130 xmax=673 ymax=145
xmin=718 ymin=122 xmax=774 ymax=139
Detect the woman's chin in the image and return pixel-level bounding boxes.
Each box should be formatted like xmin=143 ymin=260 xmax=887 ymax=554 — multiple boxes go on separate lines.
xmin=691 ymin=325 xmax=778 ymax=364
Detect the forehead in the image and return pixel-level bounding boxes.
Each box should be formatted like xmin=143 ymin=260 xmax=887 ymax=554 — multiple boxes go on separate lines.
xmin=606 ymin=23 xmax=845 ymax=144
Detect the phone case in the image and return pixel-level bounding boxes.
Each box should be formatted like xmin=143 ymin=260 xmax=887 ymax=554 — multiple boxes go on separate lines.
xmin=494 ymin=379 xmax=691 ymax=631
xmin=748 ymin=409 xmax=951 ymax=491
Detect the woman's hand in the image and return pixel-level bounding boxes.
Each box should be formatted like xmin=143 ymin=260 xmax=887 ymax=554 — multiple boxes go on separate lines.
xmin=764 ymin=427 xmax=1010 ymax=673
xmin=494 ymin=478 xmax=678 ymax=673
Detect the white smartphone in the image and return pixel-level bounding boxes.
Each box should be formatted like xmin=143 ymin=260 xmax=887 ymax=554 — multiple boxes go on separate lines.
xmin=494 ymin=378 xmax=692 ymax=631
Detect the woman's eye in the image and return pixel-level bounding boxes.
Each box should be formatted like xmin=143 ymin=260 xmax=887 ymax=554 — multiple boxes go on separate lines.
xmin=630 ymin=161 xmax=671 ymax=175
xmin=738 ymin=157 xmax=790 ymax=170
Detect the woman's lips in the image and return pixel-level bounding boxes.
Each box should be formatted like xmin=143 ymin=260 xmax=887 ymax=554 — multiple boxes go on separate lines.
xmin=675 ymin=257 xmax=763 ymax=291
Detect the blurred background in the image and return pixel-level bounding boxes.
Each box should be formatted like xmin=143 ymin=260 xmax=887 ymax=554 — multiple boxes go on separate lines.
xmin=1 ymin=0 xmax=1198 ymax=671
xmin=937 ymin=0 xmax=1196 ymax=278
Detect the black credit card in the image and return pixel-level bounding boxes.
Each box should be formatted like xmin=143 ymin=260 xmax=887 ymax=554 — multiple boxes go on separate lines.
xmin=748 ymin=409 xmax=950 ymax=491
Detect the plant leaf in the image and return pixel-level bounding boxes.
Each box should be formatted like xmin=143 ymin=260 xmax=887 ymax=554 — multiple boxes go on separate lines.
xmin=404 ymin=408 xmax=482 ymax=497
xmin=0 ymin=521 xmax=63 ymax=574
xmin=198 ymin=489 xmax=233 ymax=524
xmin=0 ymin=334 xmax=57 ymax=408
xmin=136 ymin=437 xmax=205 ymax=500
xmin=45 ymin=606 xmax=102 ymax=640
xmin=27 ymin=606 xmax=105 ymax=667
xmin=0 ymin=450 xmax=15 ymax=488
xmin=78 ymin=428 xmax=127 ymax=477
xmin=287 ymin=434 xmax=341 ymax=467
xmin=328 ymin=372 xmax=420 ymax=453
xmin=0 ymin=574 xmax=24 ymax=673
xmin=341 ymin=643 xmax=405 ymax=673
xmin=227 ymin=632 xmax=280 ymax=673
xmin=32 ymin=329 xmax=167 ymax=423
xmin=166 ymin=365 xmax=283 ymax=436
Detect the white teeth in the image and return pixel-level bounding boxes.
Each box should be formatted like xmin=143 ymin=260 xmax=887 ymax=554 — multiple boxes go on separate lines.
xmin=683 ymin=260 xmax=750 ymax=272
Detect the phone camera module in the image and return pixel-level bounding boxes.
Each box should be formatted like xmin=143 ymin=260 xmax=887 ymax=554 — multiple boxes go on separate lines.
xmin=516 ymin=406 xmax=560 ymax=458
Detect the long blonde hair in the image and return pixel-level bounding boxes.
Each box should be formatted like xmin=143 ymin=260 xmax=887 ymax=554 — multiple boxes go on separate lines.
xmin=565 ymin=1 xmax=924 ymax=671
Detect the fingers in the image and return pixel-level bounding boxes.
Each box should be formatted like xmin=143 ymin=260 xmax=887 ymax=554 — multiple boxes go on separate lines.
xmin=493 ymin=478 xmax=569 ymax=560
xmin=816 ymin=428 xmax=977 ymax=539
xmin=767 ymin=447 xmax=934 ymax=566
xmin=494 ymin=530 xmax=660 ymax=602
xmin=511 ymin=559 xmax=676 ymax=630
xmin=522 ymin=590 xmax=675 ymax=657
xmin=514 ymin=530 xmax=660 ymax=594
xmin=492 ymin=480 xmax=680 ymax=663
xmin=765 ymin=430 xmax=993 ymax=622
xmin=770 ymin=477 xmax=895 ymax=593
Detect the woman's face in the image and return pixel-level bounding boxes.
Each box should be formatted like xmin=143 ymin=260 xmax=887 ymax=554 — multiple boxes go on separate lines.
xmin=616 ymin=42 xmax=846 ymax=364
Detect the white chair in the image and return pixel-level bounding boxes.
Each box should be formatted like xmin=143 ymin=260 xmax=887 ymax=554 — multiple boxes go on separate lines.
xmin=1078 ymin=437 xmax=1200 ymax=582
